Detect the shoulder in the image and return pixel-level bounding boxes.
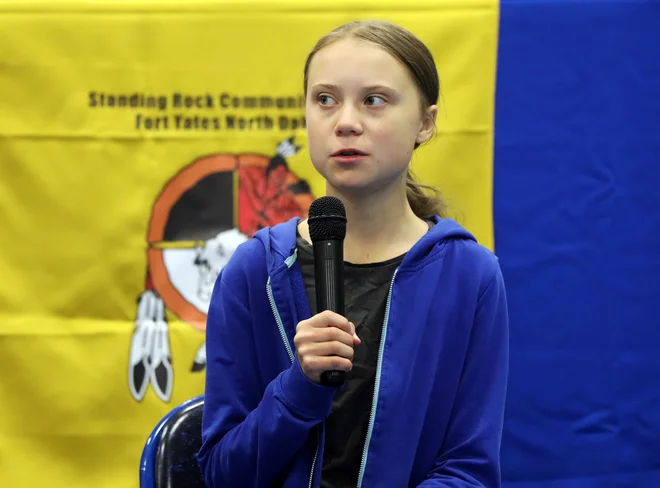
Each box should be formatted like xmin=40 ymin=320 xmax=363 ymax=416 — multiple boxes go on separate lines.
xmin=451 ymin=236 xmax=500 ymax=276
xmin=223 ymin=236 xmax=268 ymax=274
xmin=215 ymin=218 xmax=300 ymax=293
xmin=451 ymin=239 xmax=503 ymax=299
xmin=420 ymin=217 xmax=503 ymax=295
xmin=211 ymin=236 xmax=268 ymax=303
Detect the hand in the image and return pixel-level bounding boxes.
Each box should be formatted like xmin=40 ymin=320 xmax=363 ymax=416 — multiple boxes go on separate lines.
xmin=293 ymin=310 xmax=361 ymax=384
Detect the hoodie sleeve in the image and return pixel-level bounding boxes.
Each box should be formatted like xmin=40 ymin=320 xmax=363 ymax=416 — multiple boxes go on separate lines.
xmin=196 ymin=248 xmax=337 ymax=487
xmin=417 ymin=259 xmax=509 ymax=487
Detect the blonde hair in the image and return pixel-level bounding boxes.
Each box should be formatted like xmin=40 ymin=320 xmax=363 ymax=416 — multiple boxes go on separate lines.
xmin=304 ymin=20 xmax=447 ymax=218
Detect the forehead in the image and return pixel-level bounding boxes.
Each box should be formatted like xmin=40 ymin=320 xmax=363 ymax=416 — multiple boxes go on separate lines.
xmin=307 ymin=38 xmax=414 ymax=90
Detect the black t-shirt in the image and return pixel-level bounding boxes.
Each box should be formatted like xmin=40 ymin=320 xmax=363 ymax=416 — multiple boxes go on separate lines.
xmin=295 ymin=229 xmax=405 ymax=488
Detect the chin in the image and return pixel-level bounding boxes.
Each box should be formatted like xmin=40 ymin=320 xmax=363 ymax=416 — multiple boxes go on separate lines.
xmin=328 ymin=177 xmax=382 ymax=194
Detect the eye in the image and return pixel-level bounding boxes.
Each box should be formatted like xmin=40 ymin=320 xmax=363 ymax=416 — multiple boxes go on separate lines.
xmin=317 ymin=94 xmax=337 ymax=106
xmin=365 ymin=95 xmax=386 ymax=106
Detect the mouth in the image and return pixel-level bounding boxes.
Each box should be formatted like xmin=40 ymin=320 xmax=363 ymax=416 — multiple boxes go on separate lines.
xmin=331 ymin=148 xmax=368 ymax=159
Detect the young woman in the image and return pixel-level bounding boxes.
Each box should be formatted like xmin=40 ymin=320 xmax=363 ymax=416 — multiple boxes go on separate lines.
xmin=197 ymin=20 xmax=509 ymax=488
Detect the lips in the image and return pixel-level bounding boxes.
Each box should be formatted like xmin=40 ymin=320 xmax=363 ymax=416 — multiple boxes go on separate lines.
xmin=331 ymin=148 xmax=367 ymax=157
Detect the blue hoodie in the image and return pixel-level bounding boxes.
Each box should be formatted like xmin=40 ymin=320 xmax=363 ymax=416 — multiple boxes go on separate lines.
xmin=197 ymin=216 xmax=509 ymax=488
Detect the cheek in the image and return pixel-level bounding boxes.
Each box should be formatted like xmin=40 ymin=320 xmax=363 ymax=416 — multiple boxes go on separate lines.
xmin=372 ymin=119 xmax=418 ymax=154
xmin=304 ymin=114 xmax=322 ymax=146
xmin=305 ymin=108 xmax=326 ymax=130
xmin=307 ymin=137 xmax=326 ymax=167
xmin=304 ymin=115 xmax=328 ymax=170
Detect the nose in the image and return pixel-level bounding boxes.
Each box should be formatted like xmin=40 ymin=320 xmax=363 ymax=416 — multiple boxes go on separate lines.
xmin=334 ymin=104 xmax=363 ymax=136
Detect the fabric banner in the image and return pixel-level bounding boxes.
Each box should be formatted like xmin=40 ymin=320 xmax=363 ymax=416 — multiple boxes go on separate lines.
xmin=0 ymin=1 xmax=497 ymax=486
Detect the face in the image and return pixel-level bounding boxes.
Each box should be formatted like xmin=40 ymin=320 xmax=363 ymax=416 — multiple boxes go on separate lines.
xmin=305 ymin=37 xmax=437 ymax=194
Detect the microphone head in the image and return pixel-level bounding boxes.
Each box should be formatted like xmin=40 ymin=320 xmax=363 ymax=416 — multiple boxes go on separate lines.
xmin=308 ymin=196 xmax=347 ymax=242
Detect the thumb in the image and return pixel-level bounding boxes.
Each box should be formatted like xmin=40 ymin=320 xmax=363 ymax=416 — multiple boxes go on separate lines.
xmin=350 ymin=322 xmax=361 ymax=344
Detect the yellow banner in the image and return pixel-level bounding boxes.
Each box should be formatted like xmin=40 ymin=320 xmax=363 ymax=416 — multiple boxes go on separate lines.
xmin=0 ymin=1 xmax=498 ymax=486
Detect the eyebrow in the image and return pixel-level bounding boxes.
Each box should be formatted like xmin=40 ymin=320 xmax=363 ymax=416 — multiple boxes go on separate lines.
xmin=310 ymin=83 xmax=398 ymax=93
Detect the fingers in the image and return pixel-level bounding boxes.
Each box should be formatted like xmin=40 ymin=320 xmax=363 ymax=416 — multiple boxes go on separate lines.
xmin=295 ymin=324 xmax=355 ymax=348
xmin=296 ymin=340 xmax=355 ymax=363
xmin=299 ymin=310 xmax=356 ymax=337
xmin=299 ymin=354 xmax=353 ymax=375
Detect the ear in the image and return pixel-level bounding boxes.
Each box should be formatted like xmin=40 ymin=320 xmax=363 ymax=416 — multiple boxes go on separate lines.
xmin=416 ymin=105 xmax=438 ymax=145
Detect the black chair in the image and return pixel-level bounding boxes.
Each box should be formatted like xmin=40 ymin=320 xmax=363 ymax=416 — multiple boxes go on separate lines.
xmin=140 ymin=395 xmax=206 ymax=488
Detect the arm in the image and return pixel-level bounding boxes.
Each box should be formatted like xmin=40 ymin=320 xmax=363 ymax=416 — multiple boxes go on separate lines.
xmin=196 ymin=261 xmax=336 ymax=487
xmin=418 ymin=261 xmax=509 ymax=487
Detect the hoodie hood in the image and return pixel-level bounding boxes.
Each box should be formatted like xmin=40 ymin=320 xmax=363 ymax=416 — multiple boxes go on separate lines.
xmin=252 ymin=216 xmax=477 ymax=276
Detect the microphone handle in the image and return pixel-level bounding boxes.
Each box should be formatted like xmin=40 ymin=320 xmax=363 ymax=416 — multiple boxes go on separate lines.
xmin=313 ymin=239 xmax=346 ymax=387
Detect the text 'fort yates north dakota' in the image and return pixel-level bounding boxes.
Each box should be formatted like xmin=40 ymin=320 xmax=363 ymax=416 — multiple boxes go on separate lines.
xmin=88 ymin=91 xmax=307 ymax=131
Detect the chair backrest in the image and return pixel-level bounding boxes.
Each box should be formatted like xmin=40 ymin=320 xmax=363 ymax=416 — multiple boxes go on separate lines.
xmin=140 ymin=395 xmax=205 ymax=488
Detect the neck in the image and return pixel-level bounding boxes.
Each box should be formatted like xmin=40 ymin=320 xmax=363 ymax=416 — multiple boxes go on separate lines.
xmin=325 ymin=179 xmax=428 ymax=264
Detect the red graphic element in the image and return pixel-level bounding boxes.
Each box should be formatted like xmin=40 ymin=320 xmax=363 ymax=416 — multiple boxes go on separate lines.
xmin=238 ymin=159 xmax=312 ymax=236
xmin=146 ymin=152 xmax=314 ymax=331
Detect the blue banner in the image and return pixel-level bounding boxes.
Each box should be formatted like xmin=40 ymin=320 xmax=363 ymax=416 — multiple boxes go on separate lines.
xmin=495 ymin=1 xmax=660 ymax=486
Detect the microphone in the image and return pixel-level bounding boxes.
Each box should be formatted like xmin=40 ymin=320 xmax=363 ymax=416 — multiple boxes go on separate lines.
xmin=308 ymin=196 xmax=347 ymax=387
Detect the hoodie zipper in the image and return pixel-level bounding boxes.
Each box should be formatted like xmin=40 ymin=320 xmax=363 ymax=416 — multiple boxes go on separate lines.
xmin=308 ymin=426 xmax=320 ymax=488
xmin=267 ymin=276 xmax=294 ymax=363
xmin=357 ymin=268 xmax=398 ymax=488
xmin=267 ymin=276 xmax=319 ymax=488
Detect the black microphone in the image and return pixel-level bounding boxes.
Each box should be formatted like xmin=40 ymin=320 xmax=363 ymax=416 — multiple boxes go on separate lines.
xmin=308 ymin=196 xmax=347 ymax=387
